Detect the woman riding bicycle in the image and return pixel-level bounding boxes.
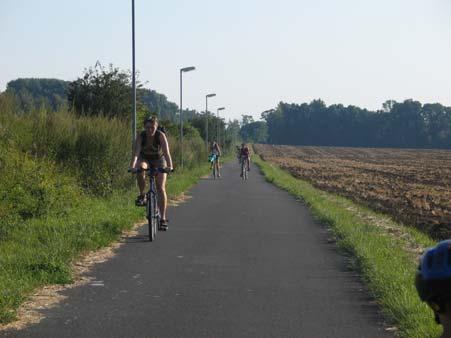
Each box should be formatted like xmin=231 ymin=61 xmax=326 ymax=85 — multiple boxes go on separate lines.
xmin=239 ymin=143 xmax=251 ymax=175
xmin=235 ymin=145 xmax=241 ymax=163
xmin=129 ymin=116 xmax=173 ymax=230
xmin=210 ymin=141 xmax=222 ymax=178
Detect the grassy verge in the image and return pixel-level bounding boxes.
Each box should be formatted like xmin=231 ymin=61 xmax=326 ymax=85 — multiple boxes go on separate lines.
xmin=253 ymin=155 xmax=441 ymax=338
xmin=0 ymin=163 xmax=210 ymax=325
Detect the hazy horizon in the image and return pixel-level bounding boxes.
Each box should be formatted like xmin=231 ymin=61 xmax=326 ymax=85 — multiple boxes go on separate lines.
xmin=2 ymin=0 xmax=451 ymax=121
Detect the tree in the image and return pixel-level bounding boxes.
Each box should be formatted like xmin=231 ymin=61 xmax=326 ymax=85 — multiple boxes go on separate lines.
xmin=382 ymin=100 xmax=396 ymax=113
xmin=226 ymin=119 xmax=241 ymax=144
xmin=138 ymin=88 xmax=178 ymax=121
xmin=68 ymin=62 xmax=134 ymax=119
xmin=241 ymin=115 xmax=254 ymax=126
xmin=189 ymin=112 xmax=224 ymax=142
xmin=240 ymin=121 xmax=268 ymax=143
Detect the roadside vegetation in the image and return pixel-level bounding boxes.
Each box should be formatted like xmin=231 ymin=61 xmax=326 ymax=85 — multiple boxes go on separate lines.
xmin=254 ymin=154 xmax=442 ymax=338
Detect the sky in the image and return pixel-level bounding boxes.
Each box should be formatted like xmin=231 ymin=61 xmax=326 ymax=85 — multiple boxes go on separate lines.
xmin=1 ymin=0 xmax=451 ymax=121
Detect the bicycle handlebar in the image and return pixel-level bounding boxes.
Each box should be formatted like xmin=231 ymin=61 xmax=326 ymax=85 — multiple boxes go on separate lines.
xmin=128 ymin=167 xmax=173 ymax=174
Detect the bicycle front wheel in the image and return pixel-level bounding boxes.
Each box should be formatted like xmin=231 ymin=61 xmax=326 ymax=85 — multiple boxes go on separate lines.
xmin=153 ymin=192 xmax=161 ymax=233
xmin=147 ymin=193 xmax=157 ymax=241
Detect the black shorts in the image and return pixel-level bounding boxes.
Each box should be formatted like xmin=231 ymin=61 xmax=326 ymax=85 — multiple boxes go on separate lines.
xmin=138 ymin=157 xmax=167 ymax=169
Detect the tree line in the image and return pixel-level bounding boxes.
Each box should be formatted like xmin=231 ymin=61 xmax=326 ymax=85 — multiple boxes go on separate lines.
xmin=261 ymin=99 xmax=451 ymax=149
xmin=6 ymin=78 xmax=69 ymax=111
xmin=2 ymin=62 xmax=242 ymax=150
xmin=239 ymin=115 xmax=268 ymax=144
xmin=5 ymin=64 xmax=179 ymax=121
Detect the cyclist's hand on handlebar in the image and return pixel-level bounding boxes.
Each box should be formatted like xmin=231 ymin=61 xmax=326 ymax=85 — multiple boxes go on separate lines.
xmin=164 ymin=167 xmax=174 ymax=174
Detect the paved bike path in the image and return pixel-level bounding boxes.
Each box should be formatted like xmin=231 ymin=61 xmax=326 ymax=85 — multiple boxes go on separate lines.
xmin=3 ymin=162 xmax=393 ymax=338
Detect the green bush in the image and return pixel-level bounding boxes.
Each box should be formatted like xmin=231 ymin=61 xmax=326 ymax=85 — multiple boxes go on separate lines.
xmin=0 ymin=144 xmax=80 ymax=238
xmin=73 ymin=116 xmax=132 ymax=195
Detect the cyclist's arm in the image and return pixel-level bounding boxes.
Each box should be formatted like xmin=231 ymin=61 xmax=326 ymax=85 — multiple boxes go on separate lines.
xmin=217 ymin=144 xmax=222 ymax=157
xmin=130 ymin=132 xmax=142 ymax=168
xmin=160 ymin=132 xmax=173 ymax=170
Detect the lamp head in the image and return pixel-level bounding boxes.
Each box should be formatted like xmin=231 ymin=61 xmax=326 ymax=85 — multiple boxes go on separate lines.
xmin=181 ymin=66 xmax=196 ymax=72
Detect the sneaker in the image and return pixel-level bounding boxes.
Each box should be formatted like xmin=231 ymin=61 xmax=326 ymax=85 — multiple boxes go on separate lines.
xmin=135 ymin=195 xmax=146 ymax=207
xmin=160 ymin=219 xmax=169 ymax=231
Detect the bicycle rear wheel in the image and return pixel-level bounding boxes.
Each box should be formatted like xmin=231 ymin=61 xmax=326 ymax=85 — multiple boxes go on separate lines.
xmin=241 ymin=161 xmax=246 ymax=181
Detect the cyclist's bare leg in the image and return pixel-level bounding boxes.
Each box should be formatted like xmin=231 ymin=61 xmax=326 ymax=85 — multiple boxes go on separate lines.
xmin=137 ymin=160 xmax=148 ymax=196
xmin=216 ymin=159 xmax=221 ymax=176
xmin=156 ymin=173 xmax=168 ymax=220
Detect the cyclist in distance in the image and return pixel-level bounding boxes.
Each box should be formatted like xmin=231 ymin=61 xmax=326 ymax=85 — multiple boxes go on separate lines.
xmin=129 ymin=116 xmax=173 ymax=230
xmin=415 ymin=240 xmax=451 ymax=338
xmin=210 ymin=141 xmax=222 ymax=177
xmin=236 ymin=145 xmax=241 ymax=163
xmin=240 ymin=143 xmax=251 ymax=175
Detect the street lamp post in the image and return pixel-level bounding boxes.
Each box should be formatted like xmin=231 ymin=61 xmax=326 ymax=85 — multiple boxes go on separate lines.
xmin=217 ymin=107 xmax=225 ymax=147
xmin=131 ymin=0 xmax=136 ymax=154
xmin=205 ymin=93 xmax=216 ymax=151
xmin=224 ymin=122 xmax=230 ymax=147
xmin=179 ymin=66 xmax=196 ymax=169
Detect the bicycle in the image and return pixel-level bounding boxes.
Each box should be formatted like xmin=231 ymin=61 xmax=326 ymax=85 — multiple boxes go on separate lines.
xmin=128 ymin=167 xmax=172 ymax=241
xmin=240 ymin=156 xmax=249 ymax=181
xmin=209 ymin=154 xmax=218 ymax=179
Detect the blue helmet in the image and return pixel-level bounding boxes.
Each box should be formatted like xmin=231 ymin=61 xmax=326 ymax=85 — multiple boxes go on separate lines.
xmin=415 ymin=240 xmax=451 ymax=315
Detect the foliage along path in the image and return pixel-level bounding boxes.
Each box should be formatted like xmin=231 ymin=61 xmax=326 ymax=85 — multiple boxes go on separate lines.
xmin=3 ymin=162 xmax=393 ymax=338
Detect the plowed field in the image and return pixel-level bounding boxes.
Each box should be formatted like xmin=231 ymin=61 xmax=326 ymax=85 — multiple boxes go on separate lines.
xmin=254 ymin=144 xmax=451 ymax=239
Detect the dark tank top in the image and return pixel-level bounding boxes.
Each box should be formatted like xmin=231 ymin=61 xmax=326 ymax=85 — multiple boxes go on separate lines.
xmin=140 ymin=130 xmax=164 ymax=160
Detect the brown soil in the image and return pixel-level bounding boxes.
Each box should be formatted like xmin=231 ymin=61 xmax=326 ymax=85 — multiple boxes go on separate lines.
xmin=255 ymin=144 xmax=451 ymax=239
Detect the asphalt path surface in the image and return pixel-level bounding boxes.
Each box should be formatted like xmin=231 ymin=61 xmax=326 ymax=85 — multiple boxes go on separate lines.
xmin=3 ymin=161 xmax=394 ymax=338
